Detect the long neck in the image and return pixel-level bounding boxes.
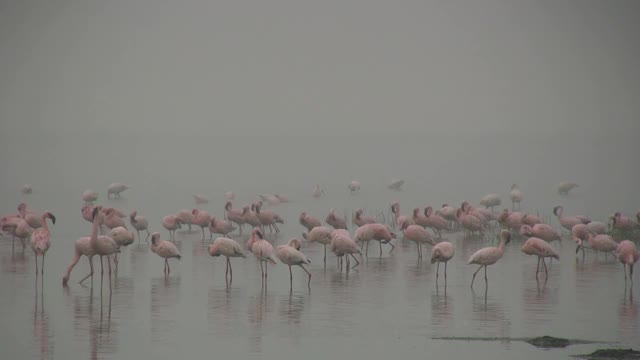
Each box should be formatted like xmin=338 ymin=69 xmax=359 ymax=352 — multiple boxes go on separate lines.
xmin=41 ymin=214 xmax=50 ymax=233
xmin=498 ymin=238 xmax=507 ymax=252
xmin=65 ymin=252 xmax=81 ymax=281
xmin=91 ymin=214 xmax=100 ymax=246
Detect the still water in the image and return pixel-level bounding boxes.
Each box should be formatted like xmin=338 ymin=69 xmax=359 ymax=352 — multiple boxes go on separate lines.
xmin=0 ymin=133 xmax=638 ymax=360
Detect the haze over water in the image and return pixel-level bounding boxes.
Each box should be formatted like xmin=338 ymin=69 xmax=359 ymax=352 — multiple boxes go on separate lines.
xmin=1 ymin=1 xmax=640 ymax=360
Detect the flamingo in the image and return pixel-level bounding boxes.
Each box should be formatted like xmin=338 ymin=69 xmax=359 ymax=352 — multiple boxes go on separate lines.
xmin=193 ymin=194 xmax=209 ymax=205
xmin=521 ymin=237 xmax=559 ymax=280
xmin=353 ymin=208 xmax=376 ymax=227
xmin=109 ymin=227 xmax=135 ymax=264
xmin=461 ymin=202 xmax=492 ymax=225
xmin=176 ymin=209 xmax=194 ymax=232
xmin=330 ymin=229 xmax=361 ymax=270
xmin=162 ymin=215 xmax=182 ymax=241
xmin=242 ymin=205 xmax=262 ymax=230
xmin=519 ymin=224 xmax=561 ymax=243
xmin=521 ymin=213 xmax=543 ymax=226
xmin=259 ymin=194 xmax=281 ymax=206
xmin=436 ymin=204 xmax=458 ymax=230
xmin=616 ymin=240 xmax=639 ymax=286
xmin=82 ymin=190 xmax=99 ymax=204
xmin=312 ymin=185 xmax=325 ymax=198
xmin=192 ymin=209 xmax=212 ymax=240
xmin=423 ymin=206 xmax=448 ymax=238
xmin=62 ymin=233 xmax=97 ymax=287
xmin=19 ymin=203 xmax=43 ymax=229
xmin=479 ymin=193 xmax=501 ymax=211
xmin=401 ymin=223 xmax=434 ymax=260
xmin=30 ymin=211 xmax=56 ymax=275
xmin=354 ymin=223 xmax=396 ymax=257
xmin=250 ymin=229 xmax=277 ymax=284
xmin=254 ymin=202 xmax=283 ymax=233
xmin=88 ymin=206 xmax=119 ymax=281
xmin=302 ymin=226 xmax=333 ymax=266
xmin=208 ymin=237 xmax=246 ymax=284
xmin=224 ymin=191 xmax=234 ymax=200
xmin=129 ymin=210 xmax=150 ymax=242
xmin=208 ymin=216 xmax=236 ymax=238
xmin=150 ymin=232 xmax=181 ymax=275
xmin=107 ymin=183 xmax=130 ymax=198
xmin=326 ymin=209 xmax=348 ymax=230
xmin=431 ymin=241 xmax=455 ymax=281
xmin=102 ymin=208 xmax=126 ymax=230
xmin=587 ymin=221 xmax=608 ymax=235
xmin=468 ymin=230 xmax=511 ymax=288
xmin=498 ymin=209 xmax=525 ymax=231
xmin=557 ymin=182 xmax=578 ymax=195
xmin=390 ymin=202 xmax=413 ymax=230
xmin=21 ymin=184 xmax=33 ymax=194
xmin=577 ymin=233 xmax=618 ymax=260
xmin=299 ymin=212 xmax=322 ymax=231
xmin=224 ymin=201 xmax=246 ymax=234
xmin=388 ymin=179 xmax=405 ymax=191
xmin=277 ymin=239 xmax=311 ymax=289
xmin=348 ymin=180 xmax=360 ymax=194
xmin=456 ymin=208 xmax=484 ymax=236
xmin=571 ymin=223 xmax=590 ymax=258
xmin=509 ymin=184 xmax=523 ymax=209
xmin=412 ymin=207 xmax=429 ymax=228
xmin=14 ymin=219 xmax=33 ymax=250
xmin=274 ymin=194 xmax=290 ymax=203
xmin=611 ymin=212 xmax=638 ymax=232
xmin=554 ymin=206 xmax=590 ymax=231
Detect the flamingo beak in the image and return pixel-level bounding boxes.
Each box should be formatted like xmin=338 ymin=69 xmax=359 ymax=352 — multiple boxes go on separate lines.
xmin=49 ymin=214 xmax=56 ymax=224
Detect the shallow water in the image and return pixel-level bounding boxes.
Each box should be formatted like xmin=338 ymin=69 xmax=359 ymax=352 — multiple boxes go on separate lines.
xmin=0 ymin=134 xmax=639 ymax=360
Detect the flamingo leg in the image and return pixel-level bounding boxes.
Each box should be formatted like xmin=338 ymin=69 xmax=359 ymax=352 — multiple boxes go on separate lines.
xmin=471 ymin=265 xmax=483 ymax=288
xmin=300 ymin=265 xmax=311 ymax=288
xmin=535 ymin=257 xmax=541 ymax=278
xmin=444 ymin=262 xmax=448 ymax=281
xmin=436 ymin=262 xmax=440 ymax=280
xmin=228 ymin=258 xmax=233 ymax=283
xmin=79 ymin=257 xmax=94 ymax=285
xmin=379 ymin=241 xmax=382 ymax=257
xmin=323 ymin=245 xmax=327 ymax=267
xmin=41 ymin=254 xmax=45 ymax=275
xmin=542 ymin=258 xmax=549 ymax=279
xmin=225 ymin=257 xmax=229 ymax=279
xmin=289 ymin=265 xmax=293 ymax=289
xmin=100 ymin=256 xmax=104 ymax=276
xmin=484 ymin=265 xmax=488 ymax=285
xmin=350 ymin=254 xmax=360 ymax=269
xmin=34 ymin=254 xmax=38 ymax=275
xmin=107 ymin=256 xmax=112 ymax=283
xmin=260 ymin=261 xmax=264 ymax=281
xmin=167 ymin=259 xmax=170 ymax=274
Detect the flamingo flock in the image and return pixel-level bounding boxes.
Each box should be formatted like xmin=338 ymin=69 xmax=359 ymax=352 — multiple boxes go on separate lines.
xmin=1 ymin=180 xmax=639 ymax=298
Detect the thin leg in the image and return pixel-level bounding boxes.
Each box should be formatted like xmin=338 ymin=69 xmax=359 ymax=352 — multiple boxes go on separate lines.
xmin=265 ymin=261 xmax=268 ymax=279
xmin=41 ymin=254 xmax=45 ymax=275
xmin=145 ymin=230 xmax=150 ymax=242
xmin=260 ymin=261 xmax=264 ymax=281
xmin=484 ymin=265 xmax=488 ymax=285
xmin=79 ymin=257 xmax=95 ymax=285
xmin=225 ymin=257 xmax=229 ymax=280
xmin=300 ymin=265 xmax=311 ymax=288
xmin=444 ymin=262 xmax=448 ymax=282
xmin=471 ymin=265 xmax=483 ymax=288
xmin=167 ymin=259 xmax=171 ymax=274
xmin=229 ymin=258 xmax=233 ymax=283
xmin=35 ymin=254 xmax=38 ymax=275
xmin=379 ymin=241 xmax=382 ymax=257
xmin=365 ymin=242 xmax=369 ymax=257
xmin=323 ymin=245 xmax=327 ymax=267
xmin=436 ymin=262 xmax=440 ymax=280
xmin=536 ymin=257 xmax=541 ymax=278
xmin=350 ymin=254 xmax=360 ymax=269
xmin=542 ymin=258 xmax=548 ymax=279
xmin=107 ymin=256 xmax=112 ymax=284
xmin=289 ymin=265 xmax=293 ymax=289
xmin=100 ymin=256 xmax=104 ymax=276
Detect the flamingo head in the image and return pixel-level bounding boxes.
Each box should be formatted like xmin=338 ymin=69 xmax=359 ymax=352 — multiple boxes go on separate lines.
xmin=455 ymin=208 xmax=462 ymax=219
xmin=390 ymin=202 xmax=398 ymax=214
xmin=424 ymin=206 xmax=433 ymax=217
xmin=553 ymin=206 xmax=561 ymax=216
xmin=519 ymin=224 xmax=532 ymax=237
xmin=501 ymin=230 xmax=511 ymax=244
xmin=413 ymin=208 xmax=420 ymax=217
xmin=130 ymin=210 xmax=137 ymax=218
xmin=460 ymin=201 xmax=470 ymax=212
xmin=253 ymin=228 xmax=264 ymax=240
xmin=225 ymin=201 xmax=232 ymax=211
xmin=208 ymin=243 xmax=221 ymax=257
xmin=192 ymin=209 xmax=199 ymax=216
xmin=43 ymin=211 xmax=56 ymax=224
xmin=613 ymin=212 xmax=621 ymax=218
xmin=150 ymin=232 xmax=160 ymax=245
xmin=287 ymin=238 xmax=302 ymax=250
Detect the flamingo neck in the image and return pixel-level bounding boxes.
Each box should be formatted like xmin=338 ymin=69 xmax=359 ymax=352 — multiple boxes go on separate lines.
xmin=41 ymin=214 xmax=50 ymax=233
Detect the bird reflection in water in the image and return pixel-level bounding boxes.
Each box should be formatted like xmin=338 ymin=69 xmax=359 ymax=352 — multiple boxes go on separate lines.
xmin=33 ymin=278 xmax=53 ymax=360
xmin=430 ymin=291 xmax=453 ymax=333
xmin=618 ymin=287 xmax=638 ymax=342
xmin=471 ymin=288 xmax=510 ymax=342
xmin=150 ymin=276 xmax=181 ymax=344
xmin=247 ymin=289 xmax=273 ymax=354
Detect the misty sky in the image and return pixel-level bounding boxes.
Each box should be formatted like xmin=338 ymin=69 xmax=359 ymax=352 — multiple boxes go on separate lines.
xmin=1 ymin=0 xmax=639 ymax=137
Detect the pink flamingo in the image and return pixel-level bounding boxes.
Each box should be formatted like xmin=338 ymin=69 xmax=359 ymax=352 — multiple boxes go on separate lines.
xmin=109 ymin=226 xmax=134 ymax=264
xmin=162 ymin=215 xmax=182 ymax=241
xmin=390 ymin=202 xmax=412 ymax=230
xmin=30 ymin=211 xmax=56 ymax=275
xmin=326 ymin=209 xmax=348 ymax=230
xmin=243 ymin=205 xmax=262 ymax=229
xmin=557 ymin=182 xmax=578 ymax=195
xmin=102 ymin=208 xmax=126 ymax=230
xmin=208 ymin=216 xmax=236 ymax=238
xmin=553 ymin=206 xmax=590 ymax=231
xmin=208 ymin=237 xmax=246 ymax=284
xmin=353 ymin=208 xmax=376 ymax=227
xmin=348 ymin=180 xmax=360 ymax=194
xmin=521 ymin=237 xmax=559 ymax=280
xmin=14 ymin=219 xmax=33 ymax=251
xmin=616 ymin=240 xmax=639 ymax=286
xmin=521 ymin=213 xmax=543 ymax=226
xmin=89 ymin=206 xmax=119 ymax=281
xmin=255 ymin=202 xmax=284 ymax=233
xmin=193 ymin=194 xmax=209 ymax=205
xmin=479 ymin=193 xmax=502 ymax=212
xmin=225 ymin=191 xmax=234 ymax=200
xmin=176 ymin=209 xmax=194 ymax=232
xmin=571 ymin=223 xmax=590 ymax=258
xmin=129 ymin=210 xmax=150 ymax=242
xmin=107 ymin=183 xmax=130 ymax=198
xmin=431 ymin=241 xmax=455 ymax=281
xmin=302 ymin=226 xmax=334 ymax=266
xmin=224 ymin=201 xmax=246 ymax=234
xmin=275 ymin=194 xmax=290 ymax=203
xmin=312 ymin=185 xmax=325 ymax=198
xmin=62 ymin=235 xmax=96 ymax=287
xmin=509 ymin=184 xmax=523 ymax=209
xmin=250 ymin=229 xmax=277 ymax=284
xmin=423 ymin=206 xmax=448 ymax=238
xmin=401 ymin=223 xmax=434 ymax=260
xmin=436 ymin=204 xmax=458 ymax=229
xmin=498 ymin=208 xmax=525 ymax=231
xmin=82 ymin=189 xmax=98 ymax=204
xmin=354 ymin=223 xmax=396 ymax=257
xmin=468 ymin=230 xmax=511 ymax=288
xmin=587 ymin=221 xmax=608 ymax=235
xmin=299 ymin=212 xmax=322 ymax=231
xmin=456 ymin=208 xmax=484 ymax=236
xmin=19 ymin=203 xmax=43 ymax=229
xmin=412 ymin=207 xmax=429 ymax=228
xmin=330 ymin=229 xmax=361 ymax=270
xmin=277 ymin=239 xmax=311 ymax=289
xmin=21 ymin=184 xmax=33 ymax=194
xmin=519 ymin=224 xmax=562 ymax=243
xmin=611 ymin=212 xmax=638 ymax=232
xmin=150 ymin=232 xmax=181 ymax=275
xmin=81 ymin=205 xmax=95 ymax=224
xmin=192 ymin=209 xmax=212 ymax=240
xmin=461 ymin=202 xmax=491 ymax=225
xmin=577 ymin=233 xmax=618 ymax=260
xmin=104 ymin=207 xmax=127 ymax=218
